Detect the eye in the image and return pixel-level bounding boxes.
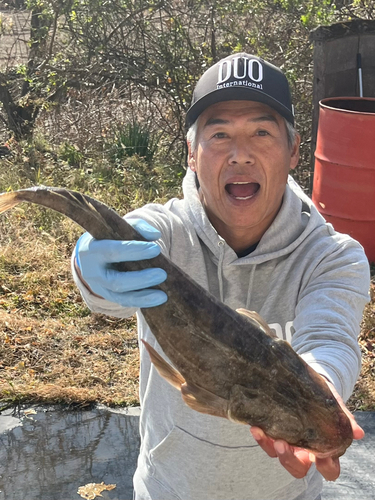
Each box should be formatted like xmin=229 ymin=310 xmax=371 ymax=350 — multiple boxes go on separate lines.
xmin=304 ymin=428 xmax=316 ymax=441
xmin=212 ymin=132 xmax=228 ymax=139
xmin=256 ymin=130 xmax=270 ymax=137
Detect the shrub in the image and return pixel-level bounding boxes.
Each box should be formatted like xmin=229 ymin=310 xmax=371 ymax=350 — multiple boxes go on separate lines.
xmin=108 ymin=122 xmax=158 ymax=165
xmin=58 ymin=142 xmax=84 ymax=167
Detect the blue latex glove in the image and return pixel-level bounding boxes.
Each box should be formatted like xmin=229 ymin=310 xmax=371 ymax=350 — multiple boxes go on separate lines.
xmin=75 ymin=218 xmax=167 ymax=308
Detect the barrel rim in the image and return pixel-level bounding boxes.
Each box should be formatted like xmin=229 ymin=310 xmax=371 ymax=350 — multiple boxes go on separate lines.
xmin=319 ymin=96 xmax=375 ymax=115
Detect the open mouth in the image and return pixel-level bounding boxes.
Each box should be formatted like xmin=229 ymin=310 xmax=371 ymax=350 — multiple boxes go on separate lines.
xmin=225 ymin=182 xmax=260 ymax=200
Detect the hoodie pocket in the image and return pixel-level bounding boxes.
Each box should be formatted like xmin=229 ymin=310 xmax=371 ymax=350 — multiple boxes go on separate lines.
xmin=148 ymin=426 xmax=307 ymax=500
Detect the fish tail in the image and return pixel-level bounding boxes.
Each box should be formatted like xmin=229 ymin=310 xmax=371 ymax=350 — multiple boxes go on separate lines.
xmin=0 ymin=192 xmax=22 ymax=214
xmin=0 ymin=187 xmax=143 ymax=243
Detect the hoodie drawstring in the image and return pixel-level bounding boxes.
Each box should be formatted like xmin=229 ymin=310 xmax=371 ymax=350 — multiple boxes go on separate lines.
xmin=217 ymin=240 xmax=225 ymax=302
xmin=217 ymin=241 xmax=256 ymax=308
xmin=245 ymin=265 xmax=256 ymax=310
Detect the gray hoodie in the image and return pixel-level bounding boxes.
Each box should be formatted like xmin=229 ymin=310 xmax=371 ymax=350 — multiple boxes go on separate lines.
xmin=72 ymin=168 xmax=370 ymax=500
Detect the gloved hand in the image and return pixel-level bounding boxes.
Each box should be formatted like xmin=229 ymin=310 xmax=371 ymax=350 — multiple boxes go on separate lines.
xmin=75 ymin=218 xmax=167 ymax=308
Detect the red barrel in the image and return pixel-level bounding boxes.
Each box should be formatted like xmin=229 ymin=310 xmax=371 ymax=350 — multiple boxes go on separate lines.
xmin=313 ymin=97 xmax=375 ymax=262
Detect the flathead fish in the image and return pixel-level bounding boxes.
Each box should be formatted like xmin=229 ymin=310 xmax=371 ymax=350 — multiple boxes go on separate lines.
xmin=0 ymin=186 xmax=353 ymax=457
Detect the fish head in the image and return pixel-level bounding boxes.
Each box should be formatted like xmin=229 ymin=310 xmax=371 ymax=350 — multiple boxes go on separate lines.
xmin=291 ymin=365 xmax=354 ymax=457
xmin=294 ymin=392 xmax=353 ymax=458
xmin=228 ymin=376 xmax=353 ymax=457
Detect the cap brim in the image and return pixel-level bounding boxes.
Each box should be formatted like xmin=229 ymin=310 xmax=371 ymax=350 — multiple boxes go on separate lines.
xmin=185 ymin=87 xmax=294 ymax=129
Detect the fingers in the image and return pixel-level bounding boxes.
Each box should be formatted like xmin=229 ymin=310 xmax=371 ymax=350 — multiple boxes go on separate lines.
xmin=250 ymin=426 xmax=342 ymax=481
xmin=105 ymin=288 xmax=168 ymax=308
xmin=94 ymin=239 xmax=162 ymax=263
xmin=89 ymin=268 xmax=168 ymax=306
xmin=250 ymin=427 xmax=343 ymax=481
xmin=273 ymin=441 xmax=312 ymax=479
xmin=315 ymin=455 xmax=340 ymax=481
xmin=251 ymin=427 xmax=312 ymax=479
xmin=77 ymin=233 xmax=162 ymax=267
xmin=250 ymin=382 xmax=361 ymax=483
xmin=352 ymin=420 xmax=365 ymax=440
xmin=250 ymin=427 xmax=277 ymax=457
xmin=343 ymin=406 xmax=364 ymax=441
xmin=127 ymin=218 xmax=162 ymax=241
xmin=103 ymin=268 xmax=167 ymax=293
xmin=74 ymin=220 xmax=168 ymax=308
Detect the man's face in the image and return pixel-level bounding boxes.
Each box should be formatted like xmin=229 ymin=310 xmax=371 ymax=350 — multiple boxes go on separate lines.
xmin=188 ymin=100 xmax=300 ymax=250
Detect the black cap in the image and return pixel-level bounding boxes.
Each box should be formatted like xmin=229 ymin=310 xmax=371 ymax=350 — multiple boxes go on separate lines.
xmin=185 ymin=53 xmax=294 ymax=129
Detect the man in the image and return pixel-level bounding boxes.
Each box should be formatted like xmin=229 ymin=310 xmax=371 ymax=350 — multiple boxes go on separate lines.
xmin=73 ymin=53 xmax=370 ymax=500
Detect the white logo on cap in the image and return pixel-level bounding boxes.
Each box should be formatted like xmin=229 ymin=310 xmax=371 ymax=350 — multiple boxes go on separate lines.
xmin=217 ymin=56 xmax=263 ymax=85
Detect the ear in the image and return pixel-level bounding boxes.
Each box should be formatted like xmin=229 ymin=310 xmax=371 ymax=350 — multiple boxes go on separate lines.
xmin=187 ymin=141 xmax=196 ymax=172
xmin=289 ymin=133 xmax=301 ymax=171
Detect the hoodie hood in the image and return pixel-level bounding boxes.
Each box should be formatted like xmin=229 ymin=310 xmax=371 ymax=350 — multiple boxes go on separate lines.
xmin=182 ymin=168 xmax=327 ymax=264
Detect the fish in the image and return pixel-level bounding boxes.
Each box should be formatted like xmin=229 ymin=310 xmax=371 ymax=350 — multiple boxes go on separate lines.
xmin=0 ymin=186 xmax=353 ymax=457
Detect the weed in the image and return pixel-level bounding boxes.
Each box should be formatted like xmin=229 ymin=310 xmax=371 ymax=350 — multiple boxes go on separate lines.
xmin=108 ymin=122 xmax=159 ymax=165
xmin=58 ymin=142 xmax=84 ymax=167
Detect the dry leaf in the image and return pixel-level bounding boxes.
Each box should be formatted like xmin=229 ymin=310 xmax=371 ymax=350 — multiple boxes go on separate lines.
xmin=77 ymin=482 xmax=116 ymax=500
xmin=24 ymin=409 xmax=37 ymax=416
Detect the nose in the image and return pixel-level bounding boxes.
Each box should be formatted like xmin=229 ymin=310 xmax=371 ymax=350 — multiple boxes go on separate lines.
xmin=228 ymin=136 xmax=254 ymax=165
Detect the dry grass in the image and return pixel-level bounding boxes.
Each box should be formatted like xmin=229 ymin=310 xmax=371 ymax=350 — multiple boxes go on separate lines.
xmin=0 ymin=219 xmax=141 ymax=408
xmin=348 ymin=278 xmax=375 ymax=411
xmin=0 ymin=150 xmax=183 ymax=409
xmin=0 ymin=149 xmax=374 ymax=410
xmin=0 ymin=309 xmax=140 ymax=408
xmin=1 ymin=220 xmax=374 ymax=410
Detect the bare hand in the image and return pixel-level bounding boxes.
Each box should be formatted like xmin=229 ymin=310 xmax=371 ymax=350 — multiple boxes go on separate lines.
xmin=250 ymin=381 xmax=364 ymax=481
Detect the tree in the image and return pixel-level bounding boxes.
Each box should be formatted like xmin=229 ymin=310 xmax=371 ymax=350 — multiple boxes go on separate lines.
xmin=0 ymin=0 xmax=371 ymax=174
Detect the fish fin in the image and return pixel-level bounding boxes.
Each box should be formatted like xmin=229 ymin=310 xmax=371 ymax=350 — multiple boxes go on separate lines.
xmin=181 ymin=383 xmax=229 ymax=419
xmin=142 ymin=340 xmax=229 ymax=419
xmin=0 ymin=192 xmax=20 ymax=214
xmin=236 ymin=308 xmax=277 ymax=338
xmin=141 ymin=340 xmax=186 ymax=390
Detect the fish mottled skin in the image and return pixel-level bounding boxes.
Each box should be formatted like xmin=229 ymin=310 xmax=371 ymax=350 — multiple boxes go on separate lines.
xmin=0 ymin=186 xmax=353 ymax=457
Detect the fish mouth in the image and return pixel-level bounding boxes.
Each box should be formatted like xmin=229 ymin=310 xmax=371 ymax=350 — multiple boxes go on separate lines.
xmin=311 ymin=442 xmax=350 ymax=459
xmin=225 ymin=181 xmax=260 ymax=201
xmin=307 ymin=430 xmax=353 ymax=459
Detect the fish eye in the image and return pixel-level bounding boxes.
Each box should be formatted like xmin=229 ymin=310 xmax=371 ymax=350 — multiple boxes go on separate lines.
xmin=304 ymin=428 xmax=316 ymax=441
xmin=325 ymin=397 xmax=336 ymax=406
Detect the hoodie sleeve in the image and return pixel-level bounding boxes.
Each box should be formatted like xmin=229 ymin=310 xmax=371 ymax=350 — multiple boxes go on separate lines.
xmin=292 ymin=239 xmax=370 ymax=402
